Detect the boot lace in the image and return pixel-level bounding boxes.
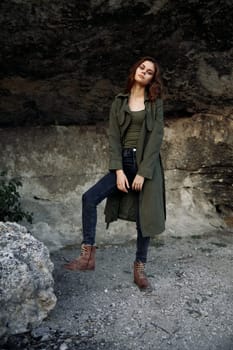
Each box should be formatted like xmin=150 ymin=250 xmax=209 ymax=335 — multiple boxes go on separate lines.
xmin=135 ymin=262 xmax=146 ymax=277
xmin=80 ymin=245 xmax=89 ymax=256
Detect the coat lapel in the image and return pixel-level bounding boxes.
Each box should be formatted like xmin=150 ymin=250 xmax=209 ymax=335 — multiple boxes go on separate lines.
xmin=118 ymin=98 xmax=131 ymax=136
xmin=145 ymin=101 xmax=155 ymax=131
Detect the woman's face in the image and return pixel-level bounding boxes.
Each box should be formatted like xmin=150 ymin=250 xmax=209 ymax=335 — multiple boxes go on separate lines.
xmin=134 ymin=60 xmax=155 ymax=86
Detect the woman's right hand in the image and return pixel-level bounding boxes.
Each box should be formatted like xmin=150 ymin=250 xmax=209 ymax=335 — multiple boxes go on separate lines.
xmin=116 ymin=169 xmax=129 ymax=193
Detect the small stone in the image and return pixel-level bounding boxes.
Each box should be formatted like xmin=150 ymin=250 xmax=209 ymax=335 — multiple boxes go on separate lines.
xmin=59 ymin=342 xmax=69 ymax=350
xmin=201 ymin=310 xmax=209 ymax=317
xmin=41 ymin=333 xmax=51 ymax=341
xmin=31 ymin=326 xmax=51 ymax=339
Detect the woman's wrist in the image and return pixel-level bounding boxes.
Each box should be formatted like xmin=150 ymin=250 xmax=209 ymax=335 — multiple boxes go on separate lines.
xmin=116 ymin=169 xmax=124 ymax=174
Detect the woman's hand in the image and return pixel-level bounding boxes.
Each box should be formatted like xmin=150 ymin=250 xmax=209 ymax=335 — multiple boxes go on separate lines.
xmin=132 ymin=174 xmax=144 ymax=191
xmin=116 ymin=170 xmax=129 ymax=193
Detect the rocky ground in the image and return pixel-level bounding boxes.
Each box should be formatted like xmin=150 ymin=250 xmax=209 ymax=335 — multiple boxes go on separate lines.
xmin=2 ymin=230 xmax=233 ymax=350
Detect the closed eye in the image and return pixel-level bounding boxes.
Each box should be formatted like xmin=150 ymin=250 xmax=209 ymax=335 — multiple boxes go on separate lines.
xmin=139 ymin=65 xmax=154 ymax=75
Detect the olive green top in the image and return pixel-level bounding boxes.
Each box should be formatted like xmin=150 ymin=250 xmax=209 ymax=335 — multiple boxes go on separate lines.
xmin=123 ymin=109 xmax=146 ymax=148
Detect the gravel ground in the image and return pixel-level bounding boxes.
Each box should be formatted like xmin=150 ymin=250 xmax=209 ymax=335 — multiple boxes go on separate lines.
xmin=3 ymin=230 xmax=233 ymax=350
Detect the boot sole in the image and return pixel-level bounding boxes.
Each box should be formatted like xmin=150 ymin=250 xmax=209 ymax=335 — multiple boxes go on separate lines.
xmin=134 ymin=279 xmax=150 ymax=290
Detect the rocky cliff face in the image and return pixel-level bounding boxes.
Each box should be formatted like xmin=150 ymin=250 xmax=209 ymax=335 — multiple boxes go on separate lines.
xmin=0 ymin=0 xmax=232 ymax=246
xmin=0 ymin=0 xmax=233 ymax=126
xmin=0 ymin=117 xmax=232 ymax=250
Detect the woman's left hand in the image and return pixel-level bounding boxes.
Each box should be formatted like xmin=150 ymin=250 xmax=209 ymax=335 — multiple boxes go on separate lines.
xmin=132 ymin=174 xmax=145 ymax=191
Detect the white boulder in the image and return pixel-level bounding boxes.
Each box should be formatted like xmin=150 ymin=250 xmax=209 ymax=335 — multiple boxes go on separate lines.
xmin=0 ymin=222 xmax=57 ymax=339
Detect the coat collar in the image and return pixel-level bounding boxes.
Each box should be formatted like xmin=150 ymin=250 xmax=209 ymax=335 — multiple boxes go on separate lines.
xmin=116 ymin=92 xmax=155 ymax=131
xmin=116 ymin=91 xmax=150 ymax=102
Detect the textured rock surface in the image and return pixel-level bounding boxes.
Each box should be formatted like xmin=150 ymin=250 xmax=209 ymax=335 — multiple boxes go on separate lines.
xmin=0 ymin=115 xmax=232 ymax=250
xmin=164 ymin=114 xmax=233 ymax=234
xmin=0 ymin=0 xmax=233 ymax=126
xmin=0 ymin=222 xmax=57 ymax=339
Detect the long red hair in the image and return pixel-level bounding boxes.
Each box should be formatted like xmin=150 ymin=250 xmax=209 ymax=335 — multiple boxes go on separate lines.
xmin=125 ymin=56 xmax=163 ymax=101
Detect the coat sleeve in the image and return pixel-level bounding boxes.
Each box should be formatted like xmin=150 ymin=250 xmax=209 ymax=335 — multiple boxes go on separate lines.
xmin=137 ymin=99 xmax=164 ymax=180
xmin=108 ymin=99 xmax=123 ymax=170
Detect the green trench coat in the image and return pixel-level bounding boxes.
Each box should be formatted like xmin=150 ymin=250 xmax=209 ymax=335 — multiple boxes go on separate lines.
xmin=104 ymin=93 xmax=166 ymax=237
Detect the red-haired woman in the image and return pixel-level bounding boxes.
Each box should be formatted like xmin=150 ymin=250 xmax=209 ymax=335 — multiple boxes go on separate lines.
xmin=65 ymin=57 xmax=166 ymax=290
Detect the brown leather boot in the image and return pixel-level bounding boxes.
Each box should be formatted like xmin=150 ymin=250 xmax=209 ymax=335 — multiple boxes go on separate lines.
xmin=64 ymin=244 xmax=96 ymax=271
xmin=134 ymin=261 xmax=149 ymax=289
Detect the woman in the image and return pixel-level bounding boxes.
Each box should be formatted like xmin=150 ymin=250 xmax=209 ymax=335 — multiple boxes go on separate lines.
xmin=65 ymin=57 xmax=166 ymax=290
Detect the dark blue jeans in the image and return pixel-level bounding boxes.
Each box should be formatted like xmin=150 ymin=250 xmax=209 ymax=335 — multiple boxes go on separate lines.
xmin=82 ymin=149 xmax=150 ymax=263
